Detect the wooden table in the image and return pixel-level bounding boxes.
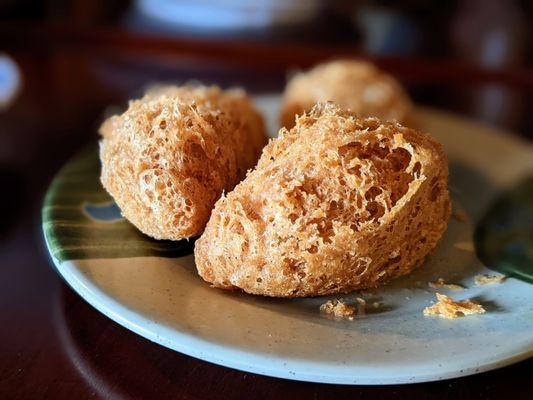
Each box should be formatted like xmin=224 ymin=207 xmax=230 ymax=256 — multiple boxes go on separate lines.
xmin=1 ymin=24 xmax=531 ymax=399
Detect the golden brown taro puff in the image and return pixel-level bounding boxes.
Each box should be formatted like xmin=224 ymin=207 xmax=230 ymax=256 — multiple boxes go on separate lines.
xmin=99 ymin=85 xmax=267 ymax=240
xmin=196 ymin=103 xmax=450 ymax=297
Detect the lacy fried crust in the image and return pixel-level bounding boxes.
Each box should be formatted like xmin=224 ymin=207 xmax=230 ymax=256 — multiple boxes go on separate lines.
xmin=99 ymin=85 xmax=267 ymax=240
xmin=195 ymin=103 xmax=451 ymax=297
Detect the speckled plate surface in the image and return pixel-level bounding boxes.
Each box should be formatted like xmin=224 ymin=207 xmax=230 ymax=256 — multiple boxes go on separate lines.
xmin=42 ymin=94 xmax=533 ymax=385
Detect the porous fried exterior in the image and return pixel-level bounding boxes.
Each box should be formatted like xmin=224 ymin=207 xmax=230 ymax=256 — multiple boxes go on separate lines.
xmin=280 ymin=59 xmax=412 ymax=129
xmin=195 ymin=103 xmax=451 ymax=297
xmin=99 ymin=85 xmax=267 ymax=240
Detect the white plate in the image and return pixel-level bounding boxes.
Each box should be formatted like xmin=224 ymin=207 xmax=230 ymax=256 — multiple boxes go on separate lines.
xmin=43 ymin=94 xmax=533 ymax=384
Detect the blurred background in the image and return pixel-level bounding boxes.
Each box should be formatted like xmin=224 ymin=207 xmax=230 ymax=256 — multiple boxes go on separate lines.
xmin=1 ymin=0 xmax=532 ymax=245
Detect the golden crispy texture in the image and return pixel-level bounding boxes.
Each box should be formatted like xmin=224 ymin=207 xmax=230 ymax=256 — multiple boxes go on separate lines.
xmin=99 ymin=85 xmax=267 ymax=240
xmin=428 ymin=278 xmax=464 ymax=290
xmin=320 ymin=299 xmax=356 ymax=320
xmin=474 ymin=274 xmax=506 ymax=286
xmin=195 ymin=103 xmax=451 ymax=297
xmin=280 ymin=60 xmax=412 ymax=129
xmin=424 ymin=293 xmax=485 ymax=318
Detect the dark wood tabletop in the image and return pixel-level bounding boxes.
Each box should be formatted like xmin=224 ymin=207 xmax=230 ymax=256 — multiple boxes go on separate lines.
xmin=1 ymin=23 xmax=532 ymax=400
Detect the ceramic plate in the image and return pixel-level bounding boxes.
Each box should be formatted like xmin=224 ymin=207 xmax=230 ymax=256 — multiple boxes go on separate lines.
xmin=42 ymin=94 xmax=533 ymax=384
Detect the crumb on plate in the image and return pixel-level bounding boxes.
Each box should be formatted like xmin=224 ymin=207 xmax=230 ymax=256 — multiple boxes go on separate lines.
xmin=475 ymin=274 xmax=506 ymax=286
xmin=320 ymin=299 xmax=356 ymax=320
xmin=423 ymin=293 xmax=485 ymax=319
xmin=428 ymin=278 xmax=464 ymax=290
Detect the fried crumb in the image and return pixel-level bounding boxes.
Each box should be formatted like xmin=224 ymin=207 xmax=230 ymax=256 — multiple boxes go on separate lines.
xmin=428 ymin=278 xmax=465 ymax=290
xmin=453 ymin=209 xmax=468 ymax=222
xmin=446 ymin=283 xmax=465 ymax=290
xmin=372 ymin=301 xmax=381 ymax=309
xmin=320 ymin=299 xmax=356 ymax=320
xmin=423 ymin=293 xmax=485 ymax=319
xmin=475 ymin=274 xmax=506 ymax=286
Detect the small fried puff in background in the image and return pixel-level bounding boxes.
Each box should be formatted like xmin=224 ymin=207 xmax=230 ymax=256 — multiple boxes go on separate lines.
xmin=280 ymin=59 xmax=413 ymax=130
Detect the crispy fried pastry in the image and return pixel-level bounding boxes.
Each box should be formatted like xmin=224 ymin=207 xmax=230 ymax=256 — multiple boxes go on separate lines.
xmin=195 ymin=103 xmax=450 ymax=297
xmin=99 ymin=85 xmax=267 ymax=240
